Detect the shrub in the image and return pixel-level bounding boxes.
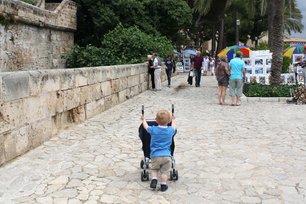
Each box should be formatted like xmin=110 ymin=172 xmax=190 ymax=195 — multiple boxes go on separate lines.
xmin=101 ymin=24 xmax=173 ymax=65
xmin=65 ymin=45 xmax=104 ymax=68
xmin=243 ymin=83 xmax=297 ymax=97
xmin=65 ymin=24 xmax=174 ymax=67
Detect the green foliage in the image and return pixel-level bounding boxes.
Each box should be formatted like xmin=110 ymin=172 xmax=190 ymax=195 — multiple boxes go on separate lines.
xmin=101 ymin=24 xmax=173 ymax=65
xmin=282 ymin=56 xmax=291 ymax=73
xmin=21 ymin=0 xmax=36 ymax=5
xmin=254 ymin=42 xmax=270 ymax=50
xmin=243 ymin=83 xmax=297 ymax=97
xmin=74 ymin=0 xmax=192 ymax=47
xmin=65 ymin=45 xmax=104 ymax=68
xmin=65 ymin=24 xmax=174 ymax=67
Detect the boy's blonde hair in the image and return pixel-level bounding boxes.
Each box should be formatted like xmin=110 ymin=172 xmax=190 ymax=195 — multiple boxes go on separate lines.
xmin=155 ymin=110 xmax=171 ymax=125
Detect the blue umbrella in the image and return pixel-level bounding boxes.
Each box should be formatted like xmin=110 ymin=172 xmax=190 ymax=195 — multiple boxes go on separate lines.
xmin=183 ymin=49 xmax=197 ymax=55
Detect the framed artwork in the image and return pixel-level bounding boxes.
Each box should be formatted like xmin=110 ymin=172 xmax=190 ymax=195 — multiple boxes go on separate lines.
xmin=255 ymin=58 xmax=263 ymax=65
xmin=266 ymin=66 xmax=271 ymax=74
xmin=250 ymin=76 xmax=257 ymax=83
xmin=280 ymin=75 xmax=286 ymax=84
xmin=259 ymin=76 xmax=266 ymax=84
xmin=266 ymin=59 xmax=272 ymax=66
xmin=245 ymin=67 xmax=253 ymax=74
xmin=293 ymin=54 xmax=303 ymax=63
xmin=255 ymin=67 xmax=264 ymax=74
xmin=243 ymin=58 xmax=251 ymax=66
xmin=286 ymin=74 xmax=295 ymax=84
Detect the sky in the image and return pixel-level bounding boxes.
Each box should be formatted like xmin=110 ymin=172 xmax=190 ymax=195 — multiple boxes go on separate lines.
xmin=290 ymin=0 xmax=306 ymax=39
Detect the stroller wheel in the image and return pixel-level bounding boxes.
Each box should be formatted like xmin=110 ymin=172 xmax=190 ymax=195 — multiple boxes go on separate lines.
xmin=141 ymin=170 xmax=149 ymax=181
xmin=170 ymin=169 xmax=179 ymax=181
xmin=140 ymin=160 xmax=144 ymax=169
xmin=174 ymin=170 xmax=179 ymax=181
xmin=169 ymin=171 xmax=173 ymax=181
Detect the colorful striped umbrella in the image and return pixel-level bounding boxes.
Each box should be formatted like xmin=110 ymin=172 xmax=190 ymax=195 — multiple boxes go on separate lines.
xmin=217 ymin=45 xmax=251 ymax=60
xmin=283 ymin=44 xmax=306 ymax=58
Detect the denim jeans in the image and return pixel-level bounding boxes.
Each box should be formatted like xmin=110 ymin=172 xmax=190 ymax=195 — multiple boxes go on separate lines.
xmin=194 ymin=68 xmax=202 ymax=86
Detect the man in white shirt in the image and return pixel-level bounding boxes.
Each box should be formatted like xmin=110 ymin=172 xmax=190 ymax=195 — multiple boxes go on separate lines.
xmin=153 ymin=53 xmax=162 ymax=90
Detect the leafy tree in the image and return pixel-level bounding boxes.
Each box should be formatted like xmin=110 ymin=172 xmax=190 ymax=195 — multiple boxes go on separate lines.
xmin=74 ymin=0 xmax=192 ymax=47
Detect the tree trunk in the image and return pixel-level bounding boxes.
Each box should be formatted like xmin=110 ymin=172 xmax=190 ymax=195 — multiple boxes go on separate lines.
xmin=217 ymin=18 xmax=225 ymax=54
xmin=269 ymin=0 xmax=284 ymax=85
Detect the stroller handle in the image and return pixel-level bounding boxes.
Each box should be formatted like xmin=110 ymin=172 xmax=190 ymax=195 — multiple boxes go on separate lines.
xmin=141 ymin=105 xmax=144 ymax=115
xmin=172 ymin=104 xmax=174 ymax=115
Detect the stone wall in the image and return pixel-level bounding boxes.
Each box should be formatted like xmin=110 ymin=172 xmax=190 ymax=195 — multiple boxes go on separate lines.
xmin=0 ymin=64 xmax=151 ymax=166
xmin=0 ymin=0 xmax=76 ymax=72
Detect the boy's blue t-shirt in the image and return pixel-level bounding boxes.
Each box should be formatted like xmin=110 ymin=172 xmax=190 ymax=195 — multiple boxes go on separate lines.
xmin=229 ymin=57 xmax=245 ymax=80
xmin=147 ymin=126 xmax=176 ymax=159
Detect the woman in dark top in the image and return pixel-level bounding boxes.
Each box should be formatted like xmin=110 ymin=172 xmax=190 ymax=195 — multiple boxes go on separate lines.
xmin=215 ymin=55 xmax=230 ymax=105
xmin=147 ymin=55 xmax=155 ymax=90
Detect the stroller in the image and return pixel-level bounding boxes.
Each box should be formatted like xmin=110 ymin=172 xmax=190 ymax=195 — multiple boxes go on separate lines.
xmin=138 ymin=104 xmax=179 ymax=181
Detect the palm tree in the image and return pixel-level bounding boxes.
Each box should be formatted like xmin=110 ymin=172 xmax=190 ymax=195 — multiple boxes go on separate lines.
xmin=269 ymin=0 xmax=285 ymax=85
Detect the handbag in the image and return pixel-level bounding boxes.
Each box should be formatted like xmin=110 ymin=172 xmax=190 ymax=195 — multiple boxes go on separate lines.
xmin=189 ymin=70 xmax=194 ymax=77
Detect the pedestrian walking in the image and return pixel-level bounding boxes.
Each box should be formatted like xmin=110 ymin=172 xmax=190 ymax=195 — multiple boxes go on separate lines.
xmin=141 ymin=110 xmax=177 ymax=192
xmin=165 ymin=54 xmax=175 ymax=88
xmin=192 ymin=51 xmax=203 ymax=87
xmin=228 ymin=51 xmax=246 ymax=106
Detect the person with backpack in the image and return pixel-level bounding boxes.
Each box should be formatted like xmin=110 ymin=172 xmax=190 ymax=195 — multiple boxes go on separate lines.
xmin=152 ymin=53 xmax=162 ymax=91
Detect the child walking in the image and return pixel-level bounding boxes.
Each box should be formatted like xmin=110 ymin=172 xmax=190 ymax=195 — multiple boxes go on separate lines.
xmin=141 ymin=110 xmax=177 ymax=192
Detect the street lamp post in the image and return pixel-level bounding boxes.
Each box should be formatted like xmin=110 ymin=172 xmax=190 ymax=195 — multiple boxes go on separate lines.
xmin=236 ymin=19 xmax=240 ymax=45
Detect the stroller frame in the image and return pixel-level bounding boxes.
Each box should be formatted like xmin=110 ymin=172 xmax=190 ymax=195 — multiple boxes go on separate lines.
xmin=139 ymin=105 xmax=178 ymax=181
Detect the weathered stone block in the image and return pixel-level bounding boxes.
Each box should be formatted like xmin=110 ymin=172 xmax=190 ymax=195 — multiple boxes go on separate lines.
xmin=1 ymin=72 xmax=30 ymax=101
xmin=29 ymin=117 xmax=53 ymax=148
xmin=63 ymin=88 xmax=81 ymax=111
xmin=23 ymin=95 xmax=50 ymax=123
xmin=118 ymin=89 xmax=128 ymax=103
xmin=85 ymin=98 xmax=105 ymax=119
xmin=1 ymin=99 xmax=26 ymax=129
xmin=101 ymin=81 xmax=112 ymax=97
xmin=111 ymin=79 xmax=120 ymax=93
xmin=75 ymin=69 xmax=89 ymax=87
xmin=14 ymin=125 xmax=30 ymax=155
xmin=101 ymin=68 xmax=112 ymax=82
xmin=60 ymin=69 xmax=75 ymax=90
xmin=80 ymin=84 xmax=103 ymax=105
xmin=70 ymin=105 xmax=85 ymax=123
xmin=127 ymin=75 xmax=140 ymax=88
xmin=40 ymin=70 xmax=61 ymax=93
xmin=4 ymin=132 xmax=16 ymax=162
xmin=119 ymin=77 xmax=128 ymax=91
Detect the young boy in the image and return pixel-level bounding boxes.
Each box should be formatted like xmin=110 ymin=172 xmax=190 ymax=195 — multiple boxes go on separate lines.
xmin=141 ymin=110 xmax=177 ymax=192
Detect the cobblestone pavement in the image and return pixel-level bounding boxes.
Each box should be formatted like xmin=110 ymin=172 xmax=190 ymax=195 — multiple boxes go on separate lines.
xmin=1 ymin=74 xmax=306 ymax=204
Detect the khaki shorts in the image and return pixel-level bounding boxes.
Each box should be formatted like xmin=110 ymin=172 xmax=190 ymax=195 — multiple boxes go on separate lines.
xmin=150 ymin=157 xmax=171 ymax=174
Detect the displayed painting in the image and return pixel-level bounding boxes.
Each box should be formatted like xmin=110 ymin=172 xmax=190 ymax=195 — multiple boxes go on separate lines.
xmin=243 ymin=58 xmax=251 ymax=66
xmin=255 ymin=59 xmax=263 ymax=65
xmin=266 ymin=59 xmax=272 ymax=66
xmin=293 ymin=54 xmax=304 ymax=64
xmin=245 ymin=67 xmax=253 ymax=74
xmin=255 ymin=67 xmax=264 ymax=74
xmin=259 ymin=76 xmax=266 ymax=84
